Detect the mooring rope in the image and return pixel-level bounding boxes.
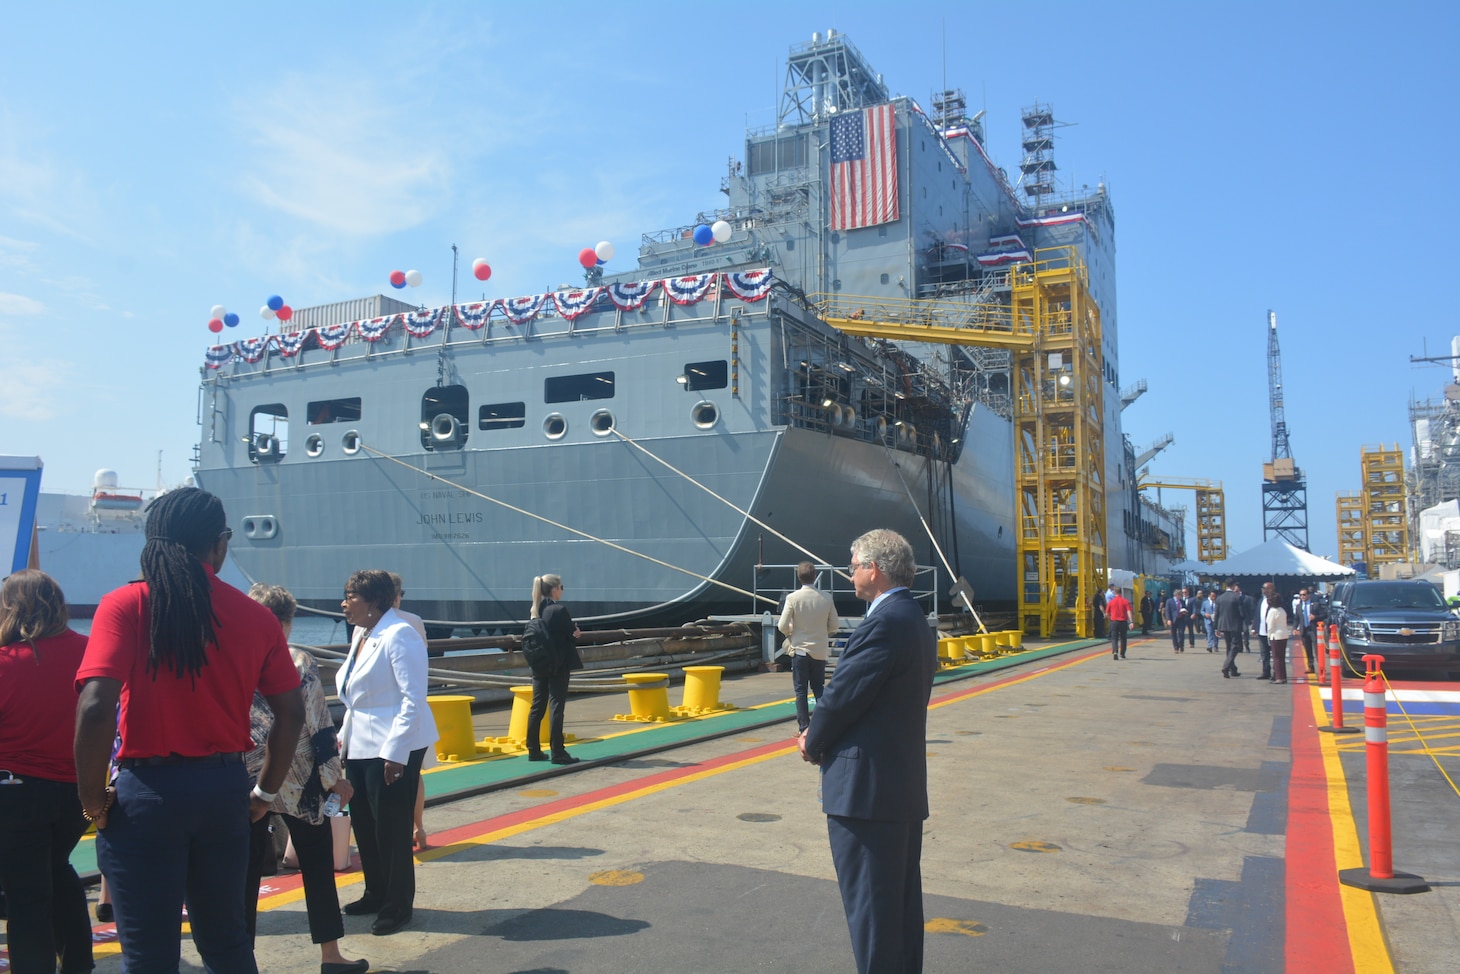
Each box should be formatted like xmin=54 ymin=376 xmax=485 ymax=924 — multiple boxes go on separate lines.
xmin=359 ymin=442 xmax=778 ymax=608
xmin=609 ymin=427 xmax=852 ymax=583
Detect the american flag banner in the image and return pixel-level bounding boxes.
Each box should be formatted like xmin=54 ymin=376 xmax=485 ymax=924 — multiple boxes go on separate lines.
xmin=829 ymin=103 xmax=899 ymax=231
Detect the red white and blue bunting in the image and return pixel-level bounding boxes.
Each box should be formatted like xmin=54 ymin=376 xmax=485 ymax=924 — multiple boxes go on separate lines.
xmin=551 ymin=287 xmax=603 ymax=321
xmin=234 ymin=337 xmax=269 ymax=363
xmin=607 ymin=280 xmax=658 ymax=310
xmin=202 ymin=270 xmax=775 ymax=366
xmin=976 ymin=249 xmax=1032 ymax=266
xmin=501 ymin=294 xmax=547 ymax=325
xmin=273 ymin=331 xmax=308 ymax=357
xmin=1015 ymin=212 xmax=1087 ymax=229
xmin=357 ymin=315 xmax=396 ymax=343
xmin=665 ymin=274 xmax=715 ymax=306
xmin=988 ymin=233 xmax=1027 ymax=250
xmin=403 ymin=308 xmax=443 ymax=338
xmin=454 ymin=301 xmax=494 ymax=330
xmin=724 ymin=269 xmax=774 ymax=302
xmin=315 ymin=322 xmax=351 ymax=350
xmin=205 ymin=345 xmax=233 ymax=370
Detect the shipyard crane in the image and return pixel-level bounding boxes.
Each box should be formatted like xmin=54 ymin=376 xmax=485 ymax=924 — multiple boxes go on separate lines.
xmin=1136 ymin=475 xmax=1227 ymax=563
xmin=1262 ymin=310 xmax=1310 ymax=549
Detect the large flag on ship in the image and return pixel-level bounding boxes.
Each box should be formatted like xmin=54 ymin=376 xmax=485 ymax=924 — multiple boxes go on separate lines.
xmin=829 ymin=103 xmax=899 ymax=230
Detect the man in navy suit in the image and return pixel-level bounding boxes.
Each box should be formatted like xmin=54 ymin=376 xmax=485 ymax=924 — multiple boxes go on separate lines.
xmin=799 ymin=529 xmax=938 ymax=973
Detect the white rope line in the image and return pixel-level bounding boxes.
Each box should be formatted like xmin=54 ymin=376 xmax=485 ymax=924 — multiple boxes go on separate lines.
xmin=610 ymin=427 xmax=852 ymax=583
xmin=880 ymin=439 xmax=986 ymax=631
xmin=358 ymin=443 xmax=778 ymax=607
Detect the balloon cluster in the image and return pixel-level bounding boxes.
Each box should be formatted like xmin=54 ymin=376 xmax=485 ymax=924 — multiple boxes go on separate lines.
xmin=389 ymin=269 xmax=424 ymax=289
xmin=578 ymin=241 xmax=615 ymax=269
xmin=260 ymin=294 xmax=293 ymax=323
xmin=693 ymin=220 xmax=733 ymax=247
xmin=206 ymin=304 xmax=241 ymax=333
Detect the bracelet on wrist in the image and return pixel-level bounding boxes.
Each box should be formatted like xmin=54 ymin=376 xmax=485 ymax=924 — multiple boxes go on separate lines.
xmin=251 ymin=784 xmax=278 ymax=803
xmin=83 ymin=785 xmax=115 ymax=822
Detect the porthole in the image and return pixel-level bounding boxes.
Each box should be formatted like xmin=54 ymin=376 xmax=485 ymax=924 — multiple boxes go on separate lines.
xmin=342 ymin=430 xmax=361 ymax=455
xmin=590 ymin=409 xmax=615 ymax=436
xmin=543 ymin=413 xmax=567 ymax=440
xmin=692 ymin=401 xmax=719 ymax=429
xmin=305 ymin=434 xmax=324 ymax=458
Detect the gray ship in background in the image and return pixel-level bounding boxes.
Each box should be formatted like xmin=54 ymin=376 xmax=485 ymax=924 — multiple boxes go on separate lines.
xmin=194 ymin=31 xmax=1179 ymax=630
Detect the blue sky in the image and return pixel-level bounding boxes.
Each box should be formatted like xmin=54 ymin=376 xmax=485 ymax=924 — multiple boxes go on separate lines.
xmin=3 ymin=1 xmax=1457 ymax=563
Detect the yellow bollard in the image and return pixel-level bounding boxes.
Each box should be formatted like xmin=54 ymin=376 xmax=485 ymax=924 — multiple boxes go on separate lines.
xmin=1005 ymin=630 xmax=1023 ymax=650
xmin=937 ymin=637 xmax=961 ymax=662
xmin=958 ymin=636 xmax=982 ymax=660
xmin=427 ymin=695 xmax=477 ymax=761
xmin=672 ymin=665 xmax=735 ymax=716
xmin=978 ymin=633 xmax=999 ymax=657
xmin=476 ymin=686 xmax=551 ymax=754
xmin=614 ymin=673 xmax=674 ymax=723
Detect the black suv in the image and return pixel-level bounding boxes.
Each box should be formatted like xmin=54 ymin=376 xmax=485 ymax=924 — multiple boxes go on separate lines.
xmin=1337 ymin=580 xmax=1460 ymax=673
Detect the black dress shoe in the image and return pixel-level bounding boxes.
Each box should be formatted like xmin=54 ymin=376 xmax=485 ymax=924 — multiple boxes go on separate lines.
xmin=343 ymin=897 xmax=382 ymax=916
xmin=321 ymin=960 xmax=370 ymax=974
xmin=371 ymin=913 xmax=412 ymax=936
xmin=1222 ymin=669 xmax=1230 ymax=678
xmin=526 ymin=751 xmax=548 ymax=762
xmin=1230 ymin=670 xmax=1240 ymax=678
xmin=550 ymin=753 xmax=581 ymax=765
xmin=96 ymin=902 xmax=113 ymax=923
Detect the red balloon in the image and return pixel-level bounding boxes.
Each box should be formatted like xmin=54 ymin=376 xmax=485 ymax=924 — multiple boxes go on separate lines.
xmin=389 ymin=269 xmax=407 ymax=287
xmin=276 ymin=305 xmax=294 ymax=322
xmin=208 ymin=318 xmax=224 ymax=333
xmin=473 ymin=262 xmax=492 ymax=282
xmin=578 ymin=247 xmax=598 ymax=269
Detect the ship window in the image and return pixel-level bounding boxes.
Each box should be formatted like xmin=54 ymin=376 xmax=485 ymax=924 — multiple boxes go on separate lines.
xmin=590 ymin=409 xmax=615 ymax=436
xmin=543 ymin=413 xmax=567 ymax=440
xmin=880 ymin=274 xmax=890 ymax=285
xmin=306 ymin=397 xmax=361 ymax=425
xmin=692 ymin=401 xmax=719 ymax=429
xmin=545 ymin=371 xmax=614 ymax=403
xmin=746 ymin=139 xmax=776 ymax=175
xmin=785 ymin=239 xmax=795 ymax=251
xmin=420 ymin=384 xmax=468 ymax=451
xmin=479 ymin=402 xmax=526 ymax=431
xmin=681 ymin=360 xmax=727 ymax=391
xmin=249 ymin=404 xmax=288 ymax=464
xmin=777 ymin=134 xmax=806 ymax=169
xmin=304 ymin=434 xmax=324 ymax=458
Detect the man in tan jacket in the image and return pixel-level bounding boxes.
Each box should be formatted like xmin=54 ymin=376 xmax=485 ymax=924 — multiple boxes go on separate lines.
xmin=778 ymin=561 xmax=841 ymax=732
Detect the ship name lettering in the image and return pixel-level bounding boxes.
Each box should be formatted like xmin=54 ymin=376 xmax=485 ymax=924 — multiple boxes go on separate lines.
xmin=416 ymin=511 xmax=484 ymax=525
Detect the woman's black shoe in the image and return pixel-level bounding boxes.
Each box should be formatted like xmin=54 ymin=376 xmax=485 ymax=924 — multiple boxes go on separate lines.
xmin=96 ymin=902 xmax=114 ymax=923
xmin=550 ymin=753 xmax=581 ymax=765
xmin=321 ymin=960 xmax=370 ymax=974
xmin=526 ymin=751 xmax=548 ymax=762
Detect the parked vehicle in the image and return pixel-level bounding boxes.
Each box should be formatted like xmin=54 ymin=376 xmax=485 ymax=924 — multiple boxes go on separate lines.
xmin=1337 ymin=580 xmax=1460 ymax=673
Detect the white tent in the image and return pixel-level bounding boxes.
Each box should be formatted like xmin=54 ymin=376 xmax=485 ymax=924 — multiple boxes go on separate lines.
xmin=1207 ymin=537 xmax=1356 ymax=582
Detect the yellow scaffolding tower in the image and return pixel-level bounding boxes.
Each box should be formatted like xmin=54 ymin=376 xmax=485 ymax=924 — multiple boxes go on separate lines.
xmin=1361 ymin=444 xmax=1409 ymax=568
xmin=812 ymin=247 xmax=1105 ymax=637
xmin=1137 ymin=478 xmax=1226 ymax=563
xmin=1336 ymin=491 xmax=1366 ymax=568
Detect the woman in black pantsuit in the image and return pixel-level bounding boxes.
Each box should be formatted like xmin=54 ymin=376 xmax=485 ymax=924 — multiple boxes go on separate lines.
xmin=525 ymin=574 xmax=584 ymax=765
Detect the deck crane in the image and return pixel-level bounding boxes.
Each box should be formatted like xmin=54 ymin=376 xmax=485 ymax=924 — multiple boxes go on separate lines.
xmin=1262 ymin=310 xmax=1309 ymax=549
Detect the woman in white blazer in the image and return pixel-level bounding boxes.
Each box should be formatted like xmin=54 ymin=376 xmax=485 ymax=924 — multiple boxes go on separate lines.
xmin=336 ymin=570 xmax=438 ymax=937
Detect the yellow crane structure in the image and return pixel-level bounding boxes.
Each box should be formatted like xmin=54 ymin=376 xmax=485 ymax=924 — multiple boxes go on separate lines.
xmin=1136 ymin=477 xmax=1227 ymax=563
xmin=811 ymin=246 xmax=1105 ymax=637
xmin=1336 ymin=491 xmax=1366 ymax=568
xmin=1360 ymin=444 xmax=1410 ymax=569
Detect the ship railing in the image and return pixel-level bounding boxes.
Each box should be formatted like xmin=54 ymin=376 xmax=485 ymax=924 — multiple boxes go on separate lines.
xmin=752 ymin=562 xmax=940 ymax=625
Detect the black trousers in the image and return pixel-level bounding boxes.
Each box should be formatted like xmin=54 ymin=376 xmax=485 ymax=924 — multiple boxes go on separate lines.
xmin=346 ymin=748 xmax=426 ymax=925
xmin=0 ymin=775 xmax=92 ymax=974
xmin=792 ymin=654 xmax=827 ymax=731
xmin=1221 ymin=630 xmax=1243 ymax=675
xmin=1301 ymin=627 xmax=1316 ymax=670
xmin=828 ymin=814 xmax=924 ymax=974
xmin=1109 ymin=620 xmax=1128 ymax=657
xmin=1257 ymin=635 xmax=1272 ymax=678
xmin=245 ymin=812 xmax=344 ymax=946
xmin=527 ymin=667 xmax=572 ymax=756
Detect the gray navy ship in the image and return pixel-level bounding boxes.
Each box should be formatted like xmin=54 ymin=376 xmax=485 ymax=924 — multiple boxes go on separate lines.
xmin=194 ymin=31 xmax=1163 ymax=630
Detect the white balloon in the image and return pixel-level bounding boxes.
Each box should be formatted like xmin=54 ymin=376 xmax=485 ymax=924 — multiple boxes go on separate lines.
xmin=471 ymin=257 xmax=488 ymax=270
xmin=260 ymin=305 xmax=276 ymax=320
xmin=711 ymin=220 xmax=732 ymax=243
xmin=405 ymin=269 xmax=423 ymax=287
xmin=210 ymin=304 xmax=227 ymax=320
xmin=595 ymin=240 xmax=615 ymax=262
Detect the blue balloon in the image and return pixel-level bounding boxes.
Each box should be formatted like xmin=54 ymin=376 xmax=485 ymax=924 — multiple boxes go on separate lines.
xmin=692 ymin=224 xmax=714 ymax=246
xmin=223 ymin=312 xmax=240 ymax=327
xmin=390 ymin=278 xmax=407 ymax=289
xmin=266 ymin=294 xmax=284 ymax=311
xmin=596 ymin=258 xmax=605 ymax=266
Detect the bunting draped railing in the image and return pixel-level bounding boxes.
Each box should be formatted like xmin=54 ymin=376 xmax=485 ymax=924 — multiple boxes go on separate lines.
xmin=204 ymin=269 xmax=774 ymax=369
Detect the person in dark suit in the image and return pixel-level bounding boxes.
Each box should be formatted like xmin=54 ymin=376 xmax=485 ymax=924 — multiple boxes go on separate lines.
xmin=799 ymin=529 xmax=938 ymax=974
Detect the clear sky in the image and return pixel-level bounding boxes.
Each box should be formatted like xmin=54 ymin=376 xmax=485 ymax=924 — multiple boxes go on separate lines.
xmin=3 ymin=1 xmax=1457 ymax=563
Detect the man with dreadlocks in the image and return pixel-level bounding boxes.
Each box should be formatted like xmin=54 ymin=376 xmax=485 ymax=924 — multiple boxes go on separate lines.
xmin=74 ymin=487 xmax=304 ymax=973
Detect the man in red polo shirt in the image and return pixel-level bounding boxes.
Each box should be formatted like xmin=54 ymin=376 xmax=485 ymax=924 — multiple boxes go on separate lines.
xmin=74 ymin=488 xmax=303 ymax=974
xmin=1107 ymin=587 xmax=1133 ymax=660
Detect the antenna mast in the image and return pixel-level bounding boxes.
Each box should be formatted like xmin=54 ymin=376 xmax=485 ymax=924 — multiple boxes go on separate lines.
xmin=1262 ymin=310 xmax=1309 ymax=549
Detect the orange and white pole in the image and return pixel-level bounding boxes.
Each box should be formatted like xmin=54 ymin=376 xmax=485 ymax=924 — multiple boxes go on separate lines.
xmin=1338 ymin=654 xmax=1429 ymax=893
xmin=1319 ymin=623 xmax=1358 ymax=736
